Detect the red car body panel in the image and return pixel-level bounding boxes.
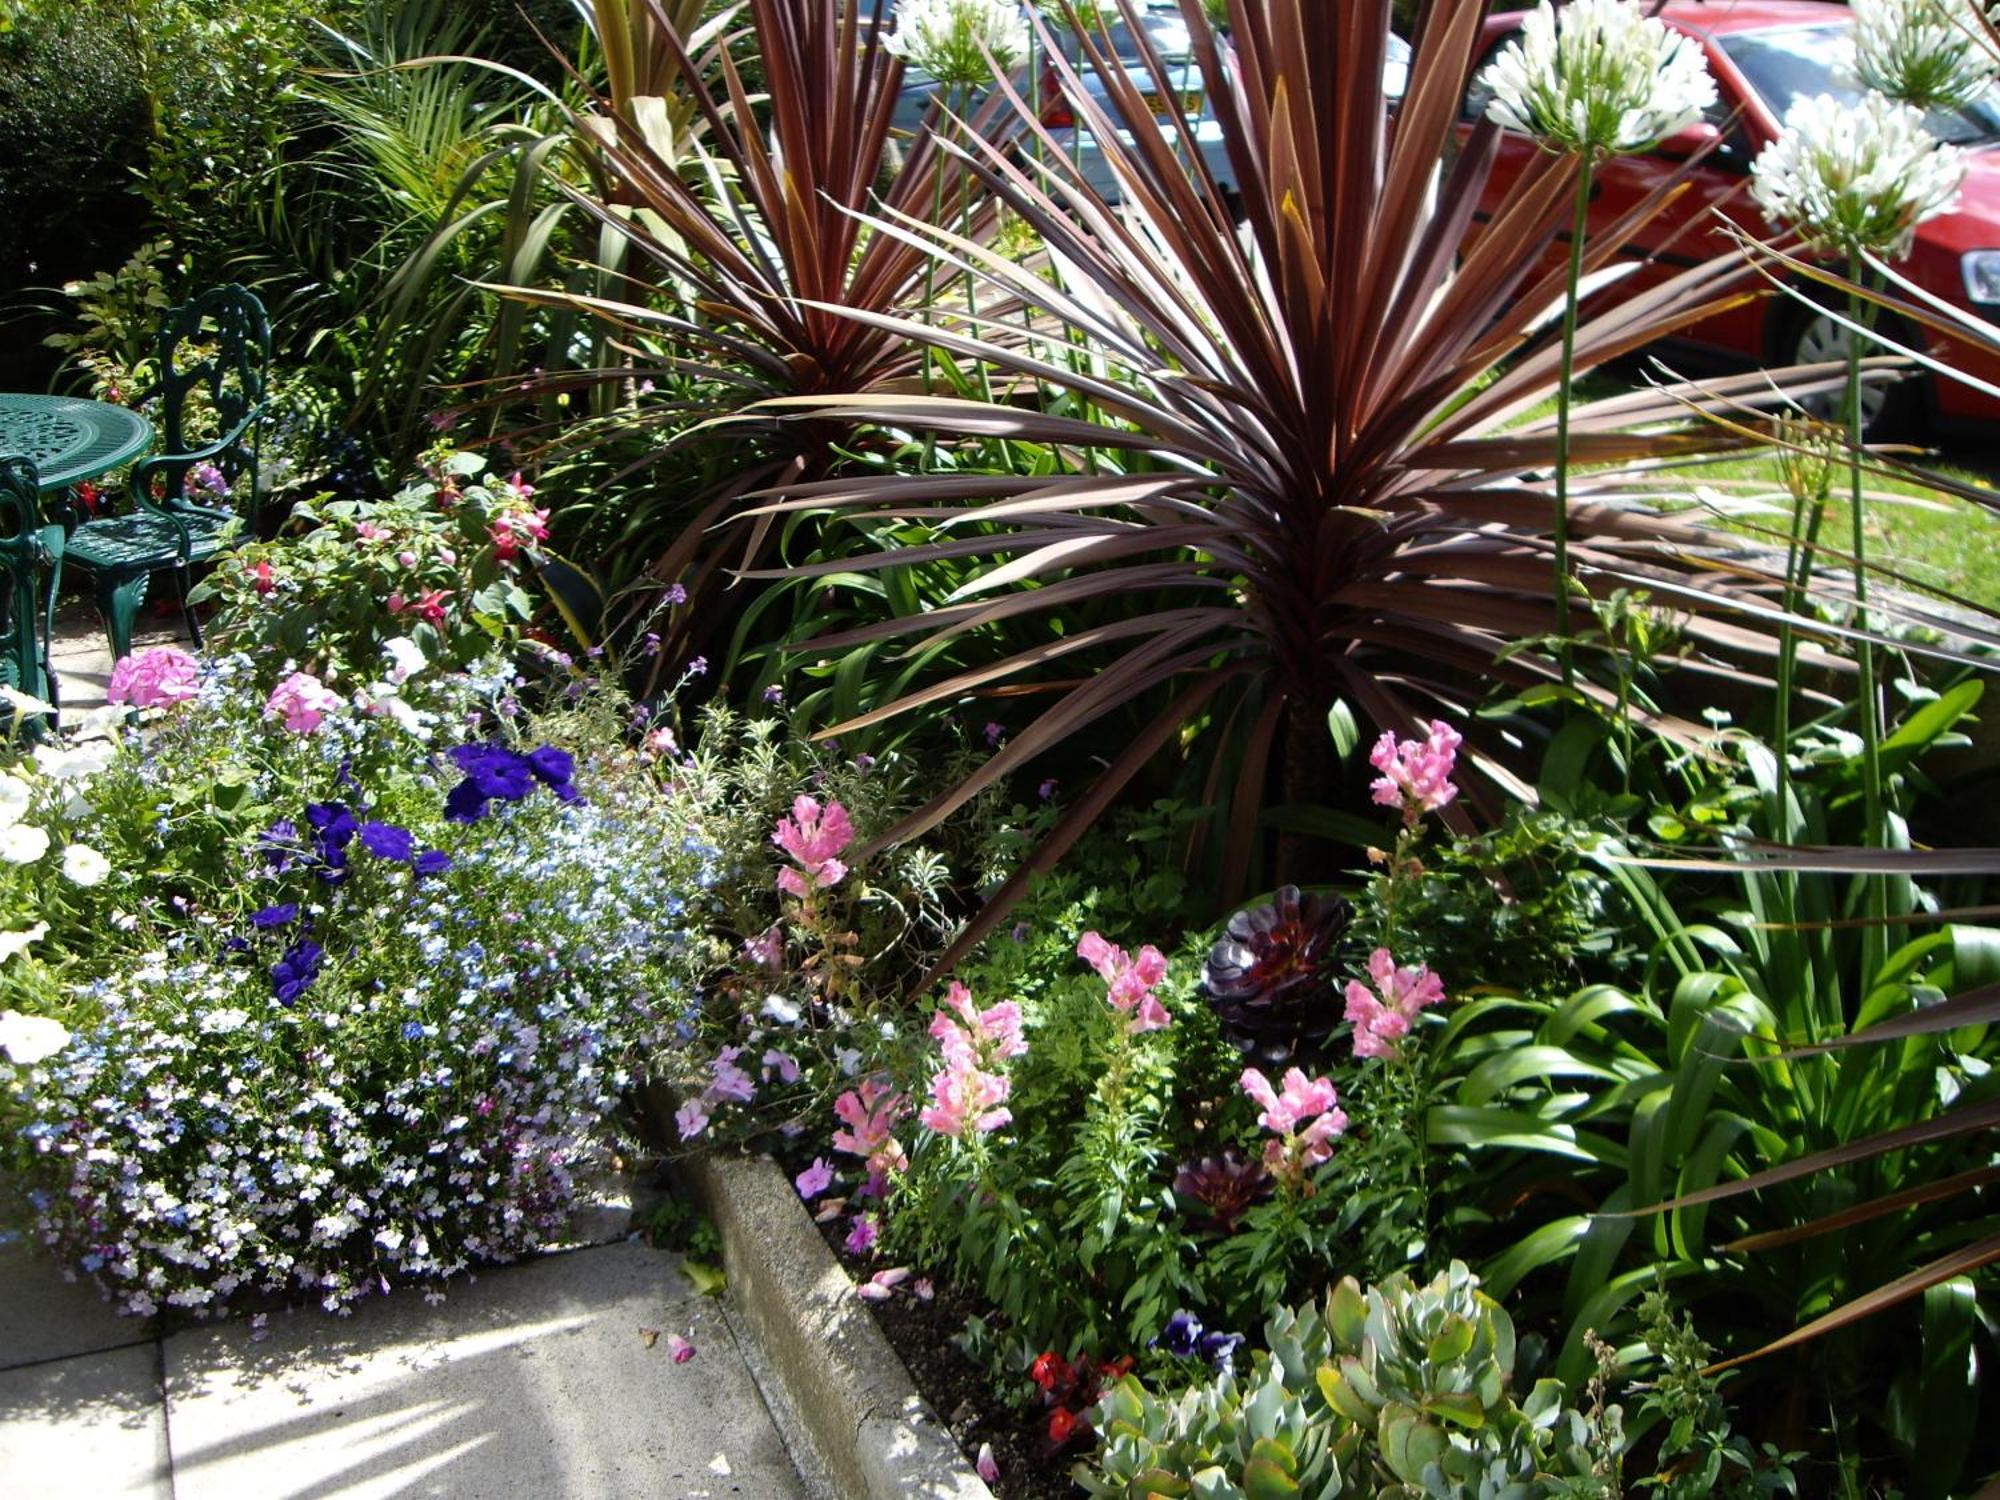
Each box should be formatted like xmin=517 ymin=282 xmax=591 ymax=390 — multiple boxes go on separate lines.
xmin=1473 ymin=1 xmax=2000 ymax=426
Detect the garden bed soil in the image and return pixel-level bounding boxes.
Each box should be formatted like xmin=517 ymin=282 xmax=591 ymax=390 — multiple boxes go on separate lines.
xmin=812 ymin=1214 xmax=1074 ymax=1500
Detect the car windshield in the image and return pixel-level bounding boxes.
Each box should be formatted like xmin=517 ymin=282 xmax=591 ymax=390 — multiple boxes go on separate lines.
xmin=1721 ymin=24 xmax=2000 ymax=146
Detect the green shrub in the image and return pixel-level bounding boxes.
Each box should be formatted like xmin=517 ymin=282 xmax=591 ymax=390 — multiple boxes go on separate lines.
xmin=1077 ymin=1261 xmax=1614 ymax=1499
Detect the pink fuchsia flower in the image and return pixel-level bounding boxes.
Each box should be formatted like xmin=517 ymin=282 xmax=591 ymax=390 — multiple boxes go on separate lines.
xmin=666 ymin=1333 xmax=695 ymax=1363
xmin=248 ymin=558 xmax=275 ymax=595
xmin=1368 ymin=719 xmax=1462 ymax=826
xmin=1078 ymin=931 xmax=1172 ymax=1034
xmin=106 ymin=646 xmax=199 ymax=709
xmin=917 ymin=1055 xmax=1014 ymax=1140
xmin=1343 ymin=948 xmax=1447 ymax=1061
xmin=355 ymin=520 xmax=387 ymax=541
xmin=506 ymin=471 xmax=536 ymax=501
xmin=795 ymin=1157 xmax=835 ymax=1200
xmin=773 ymin=795 xmax=855 ymax=895
xmin=264 ymin=671 xmax=342 ymax=734
xmin=844 ymin=1214 xmax=879 ymax=1255
xmin=675 ymin=1098 xmax=709 ymax=1141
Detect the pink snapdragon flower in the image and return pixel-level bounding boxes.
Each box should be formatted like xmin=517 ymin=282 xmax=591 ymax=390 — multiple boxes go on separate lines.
xmin=1077 ymin=931 xmax=1171 ymax=1034
xmin=743 ymin=924 xmax=784 ymax=973
xmin=928 ymin=981 xmax=1026 ymax=1066
xmin=106 ymin=646 xmax=199 ymax=709
xmin=918 ymin=1055 xmax=1014 ymax=1139
xmin=1368 ymin=719 xmax=1462 ymax=825
xmin=1240 ymin=1066 xmax=1348 ymax=1181
xmin=1343 ymin=948 xmax=1448 ymax=1060
xmin=264 ymin=671 xmax=342 ymax=733
xmin=832 ymin=1079 xmax=908 ymax=1196
xmin=773 ymin=795 xmax=855 ymax=897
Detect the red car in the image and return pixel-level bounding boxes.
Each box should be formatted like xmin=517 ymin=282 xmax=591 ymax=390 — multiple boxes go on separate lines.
xmin=1472 ymin=0 xmax=2000 ymax=434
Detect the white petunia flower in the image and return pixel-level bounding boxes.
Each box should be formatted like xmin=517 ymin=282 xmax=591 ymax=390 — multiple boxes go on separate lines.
xmin=381 ymin=636 xmax=427 ymax=686
xmin=0 ymin=1009 xmax=70 ymax=1066
xmin=0 ymin=922 xmax=48 ymax=964
xmin=0 ymin=774 xmax=29 ymax=831
xmin=33 ymin=742 xmax=114 ymax=783
xmin=1751 ymin=92 xmax=1967 ymax=258
xmin=0 ymin=824 xmax=49 ymax=865
xmin=1479 ymin=0 xmax=1718 ymax=156
xmin=61 ymin=844 xmax=110 ymax=887
xmin=0 ymin=686 xmax=56 ymax=718
xmin=883 ymin=0 xmax=1029 ymax=88
xmin=1847 ymin=0 xmax=1998 ymax=112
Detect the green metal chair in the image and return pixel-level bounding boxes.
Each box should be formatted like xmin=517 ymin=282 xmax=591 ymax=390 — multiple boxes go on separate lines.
xmin=65 ymin=284 xmax=271 ymax=660
xmin=0 ymin=453 xmax=65 ymax=718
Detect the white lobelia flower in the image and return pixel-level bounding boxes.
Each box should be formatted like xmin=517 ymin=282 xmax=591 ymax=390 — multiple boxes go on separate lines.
xmin=882 ymin=0 xmax=1030 ymax=89
xmin=1479 ymin=0 xmax=1718 ymax=156
xmin=0 ymin=922 xmax=48 ymax=964
xmin=1847 ymin=0 xmax=1998 ymax=112
xmin=61 ymin=843 xmax=111 ymax=887
xmin=1751 ymin=92 xmax=1968 ymax=258
xmin=0 ymin=1008 xmax=70 ymax=1066
xmin=0 ymin=824 xmax=49 ymax=865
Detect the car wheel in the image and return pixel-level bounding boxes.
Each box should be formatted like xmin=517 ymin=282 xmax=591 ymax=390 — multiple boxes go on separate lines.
xmin=1778 ymin=304 xmax=1923 ymax=440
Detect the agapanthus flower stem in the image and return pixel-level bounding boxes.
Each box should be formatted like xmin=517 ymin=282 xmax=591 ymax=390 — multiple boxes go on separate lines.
xmin=1552 ymin=155 xmax=1594 ymax=686
xmin=1845 ymin=256 xmax=1890 ymax=975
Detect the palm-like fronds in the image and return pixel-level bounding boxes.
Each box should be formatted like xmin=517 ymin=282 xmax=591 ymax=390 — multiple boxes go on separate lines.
xmin=494 ymin=0 xmax=1012 ymax=683
xmin=737 ymin=0 xmax=1833 ymax=958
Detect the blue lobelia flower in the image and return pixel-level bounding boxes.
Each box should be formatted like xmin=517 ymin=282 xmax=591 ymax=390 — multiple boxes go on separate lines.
xmin=357 ymin=821 xmax=416 ymax=862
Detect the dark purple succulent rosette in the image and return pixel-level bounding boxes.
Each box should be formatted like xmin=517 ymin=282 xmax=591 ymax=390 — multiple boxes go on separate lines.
xmin=1170 ymin=1149 xmax=1272 ymax=1234
xmin=1200 ymin=884 xmax=1351 ymax=1060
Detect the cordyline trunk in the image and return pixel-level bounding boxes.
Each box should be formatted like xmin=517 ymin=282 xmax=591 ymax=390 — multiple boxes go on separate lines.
xmin=1277 ymin=690 xmax=1335 ymax=885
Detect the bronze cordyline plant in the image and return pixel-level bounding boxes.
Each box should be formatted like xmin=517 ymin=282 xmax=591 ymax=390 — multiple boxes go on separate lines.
xmin=499 ymin=0 xmax=1013 ymax=687
xmin=729 ymin=0 xmax=1861 ymax=962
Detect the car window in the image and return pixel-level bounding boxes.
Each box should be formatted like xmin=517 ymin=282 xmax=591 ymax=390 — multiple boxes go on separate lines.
xmin=1721 ymin=23 xmax=2000 ymax=146
xmin=1462 ymin=31 xmax=1515 ymax=121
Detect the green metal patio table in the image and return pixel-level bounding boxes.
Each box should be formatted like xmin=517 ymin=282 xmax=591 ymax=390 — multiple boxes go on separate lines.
xmin=0 ymin=393 xmax=154 ymax=491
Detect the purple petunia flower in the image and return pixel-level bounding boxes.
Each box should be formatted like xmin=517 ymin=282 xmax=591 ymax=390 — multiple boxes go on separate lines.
xmin=270 ymin=938 xmax=325 ymax=1006
xmin=305 ymin=802 xmax=358 ymax=852
xmin=251 ymin=903 xmax=299 ymax=930
xmin=413 ymin=849 xmax=453 ymax=876
xmin=358 ymin=821 xmax=416 ymax=862
xmin=1157 ymin=1310 xmax=1203 ymax=1358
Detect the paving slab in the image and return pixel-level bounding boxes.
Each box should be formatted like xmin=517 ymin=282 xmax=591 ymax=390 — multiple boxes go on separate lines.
xmin=162 ymin=1240 xmax=806 ymax=1500
xmin=0 ymin=1342 xmax=171 ymax=1499
xmin=0 ymin=1239 xmax=154 ymax=1370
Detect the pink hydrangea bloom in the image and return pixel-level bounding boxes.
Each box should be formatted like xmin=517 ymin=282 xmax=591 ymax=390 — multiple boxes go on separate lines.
xmin=106 ymin=646 xmax=200 ymax=709
xmin=264 ymin=671 xmax=342 ymax=733
xmin=1077 ymin=931 xmax=1172 ymax=1035
xmin=795 ymin=1157 xmax=835 ymax=1200
xmin=1368 ymin=720 xmax=1462 ymax=824
xmin=1343 ymin=948 xmax=1447 ymax=1061
xmin=773 ymin=795 xmax=855 ymax=895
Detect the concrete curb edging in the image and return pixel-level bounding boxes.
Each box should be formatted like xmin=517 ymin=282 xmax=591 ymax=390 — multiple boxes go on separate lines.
xmin=645 ymin=1085 xmax=993 ymax=1500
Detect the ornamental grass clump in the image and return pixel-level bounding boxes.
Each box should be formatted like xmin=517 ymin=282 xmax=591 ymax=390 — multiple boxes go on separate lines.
xmin=0 ymin=654 xmax=717 ymax=1316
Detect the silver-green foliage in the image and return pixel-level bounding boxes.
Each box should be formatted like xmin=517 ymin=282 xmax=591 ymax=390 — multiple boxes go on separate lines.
xmin=1077 ymin=1261 xmax=1611 ymax=1500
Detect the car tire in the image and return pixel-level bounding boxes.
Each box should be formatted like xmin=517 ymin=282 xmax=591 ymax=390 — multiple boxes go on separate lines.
xmin=1773 ymin=299 xmax=1925 ymax=441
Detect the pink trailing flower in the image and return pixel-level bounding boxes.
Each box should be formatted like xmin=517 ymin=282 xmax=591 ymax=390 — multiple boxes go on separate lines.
xmin=675 ymin=1098 xmax=710 ymax=1141
xmin=1077 ymin=931 xmax=1172 ymax=1034
xmin=1343 ymin=949 xmax=1447 ymax=1061
xmin=706 ymin=1046 xmax=757 ymax=1104
xmin=795 ymin=1157 xmax=835 ymax=1200
xmin=844 ymin=1213 xmax=879 ymax=1255
xmin=666 ymin=1333 xmax=695 ymax=1363
xmin=762 ymin=1048 xmax=800 ymax=1084
xmin=773 ymin=795 xmax=855 ymax=897
xmin=264 ymin=671 xmax=342 ymax=734
xmin=1240 ymin=1066 xmax=1348 ymax=1182
xmin=832 ymin=1079 xmax=909 ymax=1196
xmin=106 ymin=646 xmax=199 ymax=709
xmin=1368 ymin=720 xmax=1462 ymax=825
xmin=856 ymin=1266 xmax=912 ymax=1301
xmin=743 ymin=925 xmax=785 ymax=973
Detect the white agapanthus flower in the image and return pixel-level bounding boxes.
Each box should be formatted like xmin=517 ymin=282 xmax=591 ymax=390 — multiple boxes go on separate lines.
xmin=0 ymin=1008 xmax=70 ymax=1067
xmin=1847 ymin=0 xmax=1998 ymax=112
xmin=883 ymin=0 xmax=1029 ymax=89
xmin=1479 ymin=0 xmax=1718 ymax=155
xmin=61 ymin=843 xmax=110 ymax=887
xmin=1751 ymin=92 xmax=1967 ymax=257
xmin=0 ymin=823 xmax=49 ymax=866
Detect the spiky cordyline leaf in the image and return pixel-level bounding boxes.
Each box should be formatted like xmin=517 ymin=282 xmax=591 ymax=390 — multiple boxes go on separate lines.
xmin=727 ymin=0 xmax=1922 ymax=964
xmin=491 ymin=0 xmax=1021 ymax=687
